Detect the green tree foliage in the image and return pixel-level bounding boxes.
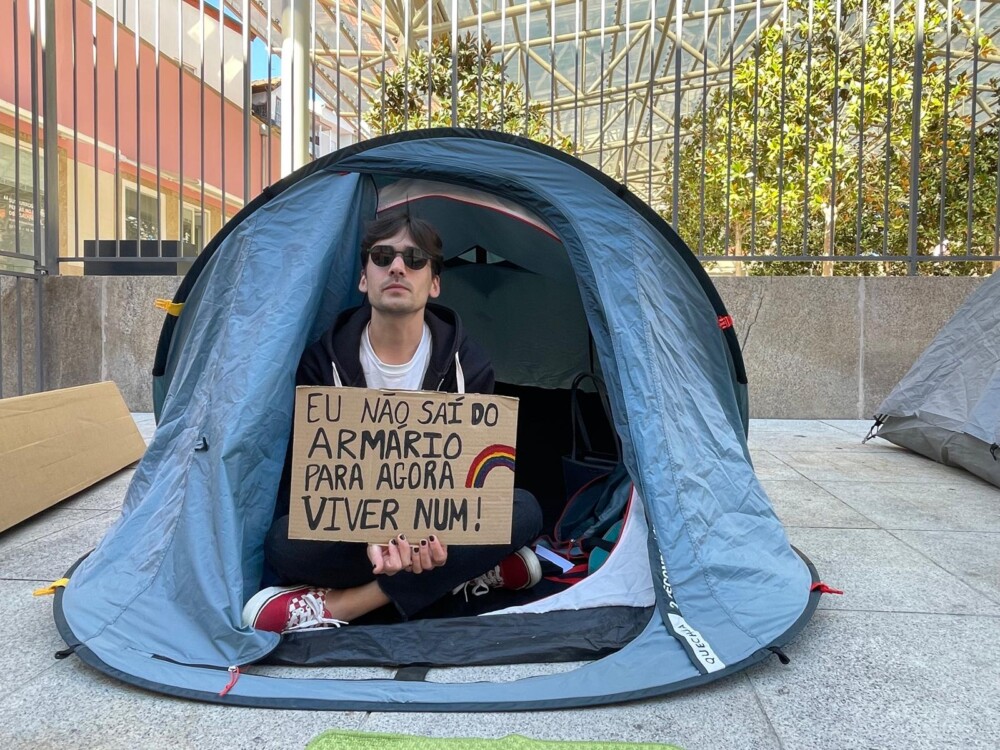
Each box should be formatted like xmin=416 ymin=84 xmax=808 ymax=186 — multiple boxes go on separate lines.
xmin=365 ymin=33 xmax=572 ymax=152
xmin=661 ymin=0 xmax=1000 ymax=275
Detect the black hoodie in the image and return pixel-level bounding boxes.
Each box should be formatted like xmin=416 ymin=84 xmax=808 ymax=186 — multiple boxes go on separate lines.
xmin=295 ymin=302 xmax=494 ymax=393
xmin=272 ymin=302 xmax=494 ymax=518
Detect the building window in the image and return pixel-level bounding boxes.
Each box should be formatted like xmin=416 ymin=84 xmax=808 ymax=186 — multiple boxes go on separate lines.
xmin=181 ymin=203 xmax=206 ymax=253
xmin=123 ymin=185 xmax=161 ymax=240
xmin=0 ymin=140 xmax=44 ymax=268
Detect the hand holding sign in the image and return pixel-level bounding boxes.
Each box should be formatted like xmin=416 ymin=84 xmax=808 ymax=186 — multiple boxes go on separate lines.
xmin=367 ymin=535 xmax=448 ymax=575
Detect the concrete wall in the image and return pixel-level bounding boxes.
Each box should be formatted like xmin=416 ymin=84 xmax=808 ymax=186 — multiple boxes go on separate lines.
xmin=3 ymin=275 xmax=984 ymax=417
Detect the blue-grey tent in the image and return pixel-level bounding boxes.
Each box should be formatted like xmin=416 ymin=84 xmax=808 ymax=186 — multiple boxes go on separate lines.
xmin=53 ymin=130 xmax=822 ymax=710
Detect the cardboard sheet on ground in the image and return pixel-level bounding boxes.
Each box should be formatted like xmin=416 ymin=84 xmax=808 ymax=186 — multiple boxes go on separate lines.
xmin=289 ymin=387 xmax=519 ymax=544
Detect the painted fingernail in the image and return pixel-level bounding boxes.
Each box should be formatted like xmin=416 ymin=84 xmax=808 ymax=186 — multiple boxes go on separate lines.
xmin=429 ymin=535 xmax=437 ymax=542
xmin=420 ymin=540 xmax=428 ymax=547
xmin=399 ymin=534 xmax=406 ymax=541
xmin=390 ymin=539 xmax=397 ymax=546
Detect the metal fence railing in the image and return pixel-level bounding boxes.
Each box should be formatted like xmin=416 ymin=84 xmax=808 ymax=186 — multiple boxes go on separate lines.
xmin=1 ymin=0 xmax=999 ymax=296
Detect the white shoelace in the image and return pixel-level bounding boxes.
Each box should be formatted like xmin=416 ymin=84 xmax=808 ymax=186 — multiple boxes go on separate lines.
xmin=451 ymin=565 xmax=504 ymax=601
xmin=282 ymin=592 xmax=348 ymax=633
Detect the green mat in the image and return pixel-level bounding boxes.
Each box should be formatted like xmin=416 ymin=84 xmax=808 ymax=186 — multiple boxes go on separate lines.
xmin=307 ymin=730 xmax=683 ymax=750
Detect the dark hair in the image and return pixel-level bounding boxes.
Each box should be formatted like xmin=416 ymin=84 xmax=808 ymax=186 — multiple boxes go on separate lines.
xmin=361 ymin=211 xmax=444 ymax=274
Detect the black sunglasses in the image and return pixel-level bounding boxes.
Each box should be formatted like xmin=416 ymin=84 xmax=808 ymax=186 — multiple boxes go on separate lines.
xmin=366 ymin=245 xmax=433 ymax=271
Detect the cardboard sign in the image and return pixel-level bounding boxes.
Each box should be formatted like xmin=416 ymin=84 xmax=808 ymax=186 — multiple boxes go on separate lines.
xmin=288 ymin=387 xmax=519 ymax=544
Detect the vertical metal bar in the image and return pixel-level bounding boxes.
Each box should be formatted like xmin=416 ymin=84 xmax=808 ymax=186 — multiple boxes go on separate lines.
xmin=426 ymin=0 xmax=432 ymax=128
xmin=500 ymin=0 xmax=507 ymax=131
xmin=199 ymin=0 xmax=206 ymax=242
xmin=524 ymin=0 xmax=531 ymax=136
xmin=337 ymin=0 xmax=343 ymax=145
xmin=477 ymin=0 xmax=483 ymax=128
xmin=401 ymin=0 xmax=408 ymax=130
xmin=647 ymin=0 xmax=654 ymax=204
xmin=699 ymin=0 xmax=709 ymax=252
xmin=882 ymin=0 xmax=893 ymax=260
xmin=179 ymin=0 xmax=186 ymax=243
xmin=451 ymin=0 xmax=458 ymax=127
xmin=220 ymin=0 xmax=227 ymax=218
xmin=549 ymin=0 xmax=556 ymax=143
xmin=938 ymin=0 xmax=952 ymax=249
xmin=93 ymin=0 xmax=99 ymax=251
xmin=381 ymin=0 xmax=388 ymax=133
xmin=598 ymin=0 xmax=605 ymax=172
xmin=672 ymin=0 xmax=681 ymax=226
xmin=724 ymin=0 xmax=734 ymax=257
xmin=136 ymin=0 xmax=143 ymax=246
xmin=38 ymin=0 xmax=57 ymax=276
xmin=157 ymin=0 xmax=164 ymax=254
xmin=907 ymin=0 xmax=923 ymax=276
xmin=622 ymin=0 xmax=630 ymax=187
xmin=777 ymin=0 xmax=788 ymax=255
xmin=750 ymin=0 xmax=760 ymax=256
xmin=72 ymin=0 xmax=80 ymax=259
xmin=311 ymin=0 xmax=318 ymax=155
xmin=830 ymin=0 xmax=842 ymax=267
xmin=802 ymin=0 xmax=814 ymax=258
xmin=574 ymin=0 xmax=580 ymax=156
xmin=995 ymin=130 xmax=1000 ymax=263
xmin=14 ymin=0 xmax=22 ymax=263
xmin=267 ymin=0 xmax=273 ymax=178
xmin=243 ymin=0 xmax=250 ymax=200
xmin=28 ymin=0 xmax=42 ymax=266
xmin=855 ymin=0 xmax=867 ymax=257
xmin=965 ymin=0 xmax=981 ymax=259
xmin=114 ymin=0 xmax=121 ymax=256
xmin=358 ymin=0 xmax=364 ymax=134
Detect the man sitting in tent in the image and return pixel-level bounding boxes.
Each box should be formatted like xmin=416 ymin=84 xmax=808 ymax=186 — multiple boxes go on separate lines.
xmin=242 ymin=212 xmax=544 ymax=633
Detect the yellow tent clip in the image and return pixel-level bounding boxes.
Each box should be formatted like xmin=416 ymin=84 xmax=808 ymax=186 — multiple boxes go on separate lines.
xmin=33 ymin=578 xmax=69 ymax=597
xmin=155 ymin=298 xmax=184 ymax=316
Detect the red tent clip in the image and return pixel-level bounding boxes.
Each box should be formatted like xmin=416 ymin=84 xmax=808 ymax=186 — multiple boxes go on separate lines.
xmin=219 ymin=665 xmax=241 ymax=697
xmin=717 ymin=315 xmax=734 ymax=330
xmin=811 ymin=582 xmax=844 ymax=595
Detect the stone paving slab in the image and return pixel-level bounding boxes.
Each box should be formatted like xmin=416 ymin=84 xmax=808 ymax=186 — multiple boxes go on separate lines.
xmin=0 ymin=512 xmax=118 ymax=581
xmin=771 ymin=448 xmax=974 ymax=484
xmin=891 ymin=530 xmax=1000 ymax=605
xmin=785 ymin=527 xmax=1000 ymax=616
xmin=748 ymin=609 xmax=1000 ymax=750
xmin=362 ymin=673 xmax=781 ymax=750
xmin=0 ymin=659 xmax=366 ymax=750
xmin=761 ymin=479 xmax=878 ymax=529
xmin=817 ymin=477 xmax=1000 ymax=532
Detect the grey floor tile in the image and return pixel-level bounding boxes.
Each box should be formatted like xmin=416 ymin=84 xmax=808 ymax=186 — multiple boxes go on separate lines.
xmin=749 ymin=419 xmax=895 ymax=453
xmin=819 ymin=478 xmax=1000 ymax=532
xmin=773 ymin=448 xmax=971 ymax=483
xmin=0 ymin=508 xmax=109 ymax=557
xmin=0 ymin=580 xmax=70 ymax=695
xmin=748 ymin=450 xmax=805 ymax=480
xmin=749 ymin=609 xmax=1000 ymax=750
xmin=0 ymin=659 xmax=365 ymax=750
xmin=892 ymin=530 xmax=1000 ymax=604
xmin=0 ymin=512 xmax=118 ymax=581
xmin=786 ymin=527 xmax=1000 ymax=615
xmin=58 ymin=468 xmax=134 ymax=512
xmin=362 ymin=672 xmax=780 ymax=750
xmin=761 ymin=480 xmax=878 ymax=529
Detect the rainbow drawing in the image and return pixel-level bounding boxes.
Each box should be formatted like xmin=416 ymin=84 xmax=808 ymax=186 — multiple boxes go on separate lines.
xmin=465 ymin=444 xmax=517 ymax=488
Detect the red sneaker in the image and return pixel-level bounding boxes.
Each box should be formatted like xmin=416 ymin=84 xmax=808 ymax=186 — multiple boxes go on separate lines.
xmin=241 ymin=585 xmax=346 ymax=633
xmin=454 ymin=547 xmax=543 ymax=599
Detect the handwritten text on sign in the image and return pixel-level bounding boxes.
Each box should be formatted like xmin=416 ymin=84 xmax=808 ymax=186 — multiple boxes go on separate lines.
xmin=288 ymin=387 xmax=519 ymax=544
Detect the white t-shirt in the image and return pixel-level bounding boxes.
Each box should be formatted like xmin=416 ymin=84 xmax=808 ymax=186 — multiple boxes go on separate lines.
xmin=360 ymin=323 xmax=432 ymax=391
